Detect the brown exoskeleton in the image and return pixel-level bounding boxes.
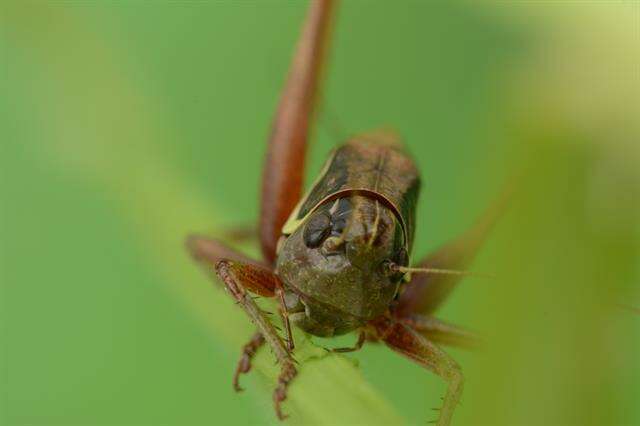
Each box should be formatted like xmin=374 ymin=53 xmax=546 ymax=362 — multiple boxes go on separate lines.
xmin=186 ymin=1 xmax=505 ymax=425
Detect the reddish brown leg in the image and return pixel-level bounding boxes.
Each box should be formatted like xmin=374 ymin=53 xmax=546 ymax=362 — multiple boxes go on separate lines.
xmin=214 ymin=260 xmax=297 ymax=420
xmin=328 ymin=330 xmax=366 ymax=353
xmin=397 ymin=314 xmax=481 ymax=350
xmin=370 ymin=316 xmax=463 ymax=426
xmin=186 ymin=234 xmax=265 ymax=268
xmin=259 ymin=0 xmax=336 ymax=264
xmin=233 ymin=331 xmax=265 ymax=392
xmin=274 ymin=360 xmax=298 ymax=421
xmin=395 ymin=186 xmax=512 ymax=316
xmin=186 ymin=237 xmax=297 ymax=420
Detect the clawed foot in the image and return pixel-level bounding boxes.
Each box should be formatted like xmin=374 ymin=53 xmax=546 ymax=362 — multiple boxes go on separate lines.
xmin=233 ymin=332 xmax=265 ymax=392
xmin=273 ymin=360 xmax=298 ymax=420
xmin=232 ymin=333 xmax=298 ymax=421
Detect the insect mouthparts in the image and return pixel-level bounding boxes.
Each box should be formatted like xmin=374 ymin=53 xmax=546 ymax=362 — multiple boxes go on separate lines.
xmin=321 ymin=236 xmax=345 ymax=256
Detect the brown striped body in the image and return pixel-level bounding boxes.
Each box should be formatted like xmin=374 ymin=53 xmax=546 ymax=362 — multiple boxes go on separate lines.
xmin=276 ymin=133 xmax=421 ymax=336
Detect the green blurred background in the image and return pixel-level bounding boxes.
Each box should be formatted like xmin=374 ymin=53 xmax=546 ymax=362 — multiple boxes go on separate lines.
xmin=2 ymin=1 xmax=639 ymax=425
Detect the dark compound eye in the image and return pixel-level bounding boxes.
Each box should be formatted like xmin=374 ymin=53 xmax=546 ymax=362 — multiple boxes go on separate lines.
xmin=303 ymin=211 xmax=332 ymax=248
xmin=331 ymin=217 xmax=347 ymax=235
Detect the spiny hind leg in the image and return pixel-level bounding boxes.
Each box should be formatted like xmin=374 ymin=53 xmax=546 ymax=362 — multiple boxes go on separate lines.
xmin=395 ymin=185 xmax=513 ymax=316
xmin=371 ymin=317 xmax=463 ymax=426
xmin=258 ymin=0 xmax=335 ymax=263
xmin=396 ymin=314 xmax=481 ymax=350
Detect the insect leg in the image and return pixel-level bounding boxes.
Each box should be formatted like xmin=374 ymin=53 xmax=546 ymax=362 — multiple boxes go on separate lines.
xmin=233 ymin=331 xmax=265 ymax=392
xmin=276 ymin=287 xmax=295 ymax=351
xmin=214 ymin=260 xmax=296 ymax=420
xmin=259 ymin=0 xmax=335 ymax=264
xmin=186 ymin=234 xmax=265 ymax=268
xmin=328 ymin=330 xmax=366 ymax=353
xmin=370 ymin=316 xmax=463 ymax=426
xmin=397 ymin=314 xmax=481 ymax=350
xmin=395 ymin=186 xmax=512 ymax=316
xmin=186 ymin=237 xmax=297 ymax=419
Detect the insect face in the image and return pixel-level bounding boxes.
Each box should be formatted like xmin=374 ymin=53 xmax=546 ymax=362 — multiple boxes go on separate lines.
xmin=276 ymin=195 xmax=408 ymax=337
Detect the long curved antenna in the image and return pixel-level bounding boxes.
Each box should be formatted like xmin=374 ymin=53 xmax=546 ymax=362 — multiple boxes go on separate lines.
xmin=394 ymin=265 xmax=495 ymax=280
